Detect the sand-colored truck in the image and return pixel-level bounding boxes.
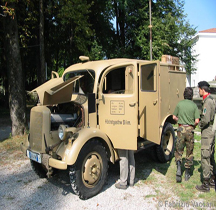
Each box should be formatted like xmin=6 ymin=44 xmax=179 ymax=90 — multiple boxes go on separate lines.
xmin=20 ymin=56 xmax=186 ymax=199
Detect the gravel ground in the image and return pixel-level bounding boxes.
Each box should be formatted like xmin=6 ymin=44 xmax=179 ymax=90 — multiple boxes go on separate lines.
xmin=0 ymin=147 xmax=176 ymax=210
xmin=0 ymin=124 xmax=162 ymax=210
xmin=0 ymin=125 xmax=212 ymax=210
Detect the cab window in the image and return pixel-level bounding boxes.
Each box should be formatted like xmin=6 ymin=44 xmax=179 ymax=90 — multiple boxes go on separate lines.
xmin=63 ymin=70 xmax=95 ymax=94
xmin=102 ymin=66 xmax=134 ymax=94
xmin=140 ymin=64 xmax=157 ymax=91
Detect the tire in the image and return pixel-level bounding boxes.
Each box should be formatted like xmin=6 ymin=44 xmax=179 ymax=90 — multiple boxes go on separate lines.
xmin=69 ymin=140 xmax=108 ymax=200
xmin=30 ymin=160 xmax=47 ymax=178
xmin=156 ymin=122 xmax=175 ymax=163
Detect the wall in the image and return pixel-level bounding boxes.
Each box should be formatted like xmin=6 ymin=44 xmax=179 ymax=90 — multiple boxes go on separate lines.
xmin=191 ymin=32 xmax=216 ymax=87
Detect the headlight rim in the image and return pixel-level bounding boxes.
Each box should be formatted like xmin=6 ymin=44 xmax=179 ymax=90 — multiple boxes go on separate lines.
xmin=58 ymin=124 xmax=67 ymax=141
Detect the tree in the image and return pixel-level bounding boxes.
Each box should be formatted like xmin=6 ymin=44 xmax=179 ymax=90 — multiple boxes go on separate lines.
xmin=3 ymin=1 xmax=26 ymax=135
xmin=39 ymin=0 xmax=46 ymax=85
xmin=47 ymin=0 xmax=94 ymax=65
xmin=87 ymin=0 xmax=116 ymax=59
xmin=112 ymin=0 xmax=150 ymax=58
xmin=151 ymin=0 xmax=197 ymax=74
xmin=0 ymin=0 xmax=198 ymax=102
xmin=0 ymin=8 xmax=8 ymax=108
xmin=111 ymin=0 xmax=197 ymax=74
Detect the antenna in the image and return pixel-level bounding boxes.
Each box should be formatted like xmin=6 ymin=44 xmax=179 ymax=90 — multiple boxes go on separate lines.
xmin=149 ymin=0 xmax=152 ymax=61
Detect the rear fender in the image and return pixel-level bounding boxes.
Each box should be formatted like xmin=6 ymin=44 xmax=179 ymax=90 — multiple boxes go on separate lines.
xmin=60 ymin=127 xmax=115 ymax=165
xmin=160 ymin=114 xmax=175 ymax=136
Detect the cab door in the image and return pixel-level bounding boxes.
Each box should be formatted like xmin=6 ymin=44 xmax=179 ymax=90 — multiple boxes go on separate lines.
xmin=139 ymin=61 xmax=160 ymax=144
xmin=98 ymin=63 xmax=138 ymax=150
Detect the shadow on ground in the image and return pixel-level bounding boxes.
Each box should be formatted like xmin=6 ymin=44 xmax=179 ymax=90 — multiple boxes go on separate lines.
xmin=45 ymin=147 xmax=172 ymax=197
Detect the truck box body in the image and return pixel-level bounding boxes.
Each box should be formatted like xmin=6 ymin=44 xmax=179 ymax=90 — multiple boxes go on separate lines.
xmin=97 ymin=60 xmax=185 ymax=150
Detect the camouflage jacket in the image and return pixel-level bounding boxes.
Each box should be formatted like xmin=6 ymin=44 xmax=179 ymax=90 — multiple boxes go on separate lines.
xmin=199 ymin=95 xmax=216 ymax=130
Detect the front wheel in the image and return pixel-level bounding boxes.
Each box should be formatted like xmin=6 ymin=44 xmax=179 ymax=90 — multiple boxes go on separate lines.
xmin=156 ymin=122 xmax=175 ymax=163
xmin=30 ymin=160 xmax=47 ymax=178
xmin=69 ymin=140 xmax=108 ymax=200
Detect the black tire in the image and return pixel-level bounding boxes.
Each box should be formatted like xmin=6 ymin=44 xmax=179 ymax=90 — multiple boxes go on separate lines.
xmin=69 ymin=140 xmax=108 ymax=200
xmin=156 ymin=122 xmax=175 ymax=163
xmin=30 ymin=160 xmax=47 ymax=178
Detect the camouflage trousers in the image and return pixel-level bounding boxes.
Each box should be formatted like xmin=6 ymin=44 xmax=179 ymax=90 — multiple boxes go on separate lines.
xmin=201 ymin=126 xmax=216 ymax=179
xmin=174 ymin=126 xmax=194 ymax=169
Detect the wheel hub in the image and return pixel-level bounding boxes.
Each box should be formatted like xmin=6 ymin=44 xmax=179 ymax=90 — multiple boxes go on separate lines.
xmin=83 ymin=153 xmax=102 ymax=186
xmin=163 ymin=131 xmax=173 ymax=155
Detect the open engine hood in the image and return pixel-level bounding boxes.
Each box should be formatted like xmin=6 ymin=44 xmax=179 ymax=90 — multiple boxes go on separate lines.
xmin=32 ymin=76 xmax=83 ymax=105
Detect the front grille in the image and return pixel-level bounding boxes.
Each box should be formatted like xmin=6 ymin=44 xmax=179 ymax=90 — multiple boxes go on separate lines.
xmin=30 ymin=109 xmax=43 ymax=152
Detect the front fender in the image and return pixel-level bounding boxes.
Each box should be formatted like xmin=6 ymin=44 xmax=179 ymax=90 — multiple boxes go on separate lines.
xmin=60 ymin=127 xmax=115 ymax=165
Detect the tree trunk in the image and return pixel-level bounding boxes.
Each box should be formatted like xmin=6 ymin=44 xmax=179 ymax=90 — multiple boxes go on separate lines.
xmin=4 ymin=4 xmax=26 ymax=136
xmin=39 ymin=0 xmax=46 ymax=85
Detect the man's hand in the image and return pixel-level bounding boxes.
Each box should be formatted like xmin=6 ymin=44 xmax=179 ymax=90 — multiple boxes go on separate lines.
xmin=194 ymin=118 xmax=200 ymax=128
xmin=173 ymin=115 xmax=178 ymax=123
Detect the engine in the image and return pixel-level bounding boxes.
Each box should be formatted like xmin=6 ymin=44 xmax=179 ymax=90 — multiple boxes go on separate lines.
xmin=49 ymin=102 xmax=84 ymax=130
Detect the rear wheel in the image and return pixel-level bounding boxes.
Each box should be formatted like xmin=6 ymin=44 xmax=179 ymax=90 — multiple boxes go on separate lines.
xmin=69 ymin=140 xmax=108 ymax=199
xmin=156 ymin=122 xmax=175 ymax=163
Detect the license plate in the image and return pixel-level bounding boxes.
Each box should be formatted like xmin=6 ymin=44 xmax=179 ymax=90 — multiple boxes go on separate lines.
xmin=27 ymin=150 xmax=42 ymax=163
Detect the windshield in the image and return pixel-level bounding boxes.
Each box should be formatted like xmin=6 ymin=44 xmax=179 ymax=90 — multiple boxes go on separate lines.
xmin=63 ymin=70 xmax=95 ymax=94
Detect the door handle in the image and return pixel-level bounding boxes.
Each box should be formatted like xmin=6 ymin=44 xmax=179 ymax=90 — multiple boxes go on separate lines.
xmin=129 ymin=102 xmax=136 ymax=107
xmin=102 ymin=94 xmax=105 ymax=103
xmin=153 ymin=99 xmax=158 ymax=105
xmin=176 ymin=88 xmax=179 ymax=96
xmin=99 ymin=94 xmax=105 ymax=103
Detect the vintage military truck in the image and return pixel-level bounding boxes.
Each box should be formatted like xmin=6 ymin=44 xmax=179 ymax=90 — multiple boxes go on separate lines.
xmin=20 ymin=56 xmax=186 ymax=199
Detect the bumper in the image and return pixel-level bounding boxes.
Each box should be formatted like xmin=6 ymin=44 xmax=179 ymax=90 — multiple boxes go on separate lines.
xmin=49 ymin=158 xmax=67 ymax=170
xmin=20 ymin=142 xmax=67 ymax=170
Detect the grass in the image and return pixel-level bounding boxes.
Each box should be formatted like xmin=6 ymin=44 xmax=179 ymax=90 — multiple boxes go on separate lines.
xmin=171 ymin=133 xmax=216 ymax=204
xmin=135 ymin=132 xmax=216 ymax=207
xmin=0 ymin=135 xmax=28 ymax=165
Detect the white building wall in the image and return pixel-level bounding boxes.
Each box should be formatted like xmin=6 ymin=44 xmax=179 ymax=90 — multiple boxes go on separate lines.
xmin=191 ymin=32 xmax=216 ymax=87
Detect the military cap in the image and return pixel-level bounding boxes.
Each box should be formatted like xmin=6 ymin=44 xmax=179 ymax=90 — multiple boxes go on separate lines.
xmin=198 ymin=81 xmax=210 ymax=88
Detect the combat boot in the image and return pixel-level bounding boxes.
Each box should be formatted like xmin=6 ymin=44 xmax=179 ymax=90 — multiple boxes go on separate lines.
xmin=209 ymin=175 xmax=215 ymax=190
xmin=176 ymin=161 xmax=182 ymax=182
xmin=195 ymin=179 xmax=210 ymax=192
xmin=185 ymin=168 xmax=190 ymax=181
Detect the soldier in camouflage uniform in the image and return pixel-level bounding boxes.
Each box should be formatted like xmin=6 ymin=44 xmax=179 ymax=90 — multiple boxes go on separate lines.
xmin=173 ymin=87 xmax=200 ymax=182
xmin=196 ymin=81 xmax=216 ymax=192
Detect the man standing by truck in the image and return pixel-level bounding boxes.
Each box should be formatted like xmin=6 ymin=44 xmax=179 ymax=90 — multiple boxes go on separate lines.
xmin=196 ymin=81 xmax=216 ymax=192
xmin=173 ymin=87 xmax=200 ymax=182
xmin=115 ymin=150 xmax=135 ymax=189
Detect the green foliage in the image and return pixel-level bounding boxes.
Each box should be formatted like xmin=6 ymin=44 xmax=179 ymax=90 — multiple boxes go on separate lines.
xmin=55 ymin=0 xmax=93 ymax=58
xmin=0 ymin=0 xmax=198 ymax=91
xmin=151 ymin=0 xmax=198 ymax=74
xmin=57 ymin=67 xmax=64 ymax=77
xmin=89 ymin=40 xmax=106 ymax=60
xmin=1 ymin=2 xmax=15 ymax=18
xmin=112 ymin=0 xmax=197 ymax=73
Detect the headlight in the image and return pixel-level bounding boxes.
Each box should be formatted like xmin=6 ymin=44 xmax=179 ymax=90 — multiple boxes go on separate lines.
xmin=58 ymin=125 xmax=67 ymax=141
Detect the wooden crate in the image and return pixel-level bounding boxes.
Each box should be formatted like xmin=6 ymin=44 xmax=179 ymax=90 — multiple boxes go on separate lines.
xmin=161 ymin=55 xmax=179 ymax=70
